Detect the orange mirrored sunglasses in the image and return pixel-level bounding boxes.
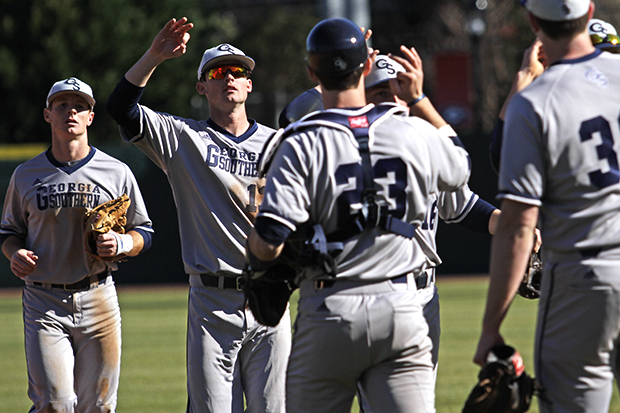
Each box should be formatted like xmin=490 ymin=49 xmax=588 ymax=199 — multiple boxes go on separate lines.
xmin=206 ymin=65 xmax=251 ymax=80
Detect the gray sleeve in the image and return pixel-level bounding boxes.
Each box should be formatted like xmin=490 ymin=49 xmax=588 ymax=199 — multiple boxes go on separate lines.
xmin=437 ymin=184 xmax=478 ymax=223
xmin=0 ymin=170 xmax=27 ymax=241
xmin=411 ymin=118 xmax=471 ymax=194
xmin=258 ymin=135 xmax=312 ymax=230
xmin=121 ymin=163 xmax=154 ymax=233
xmin=498 ymin=94 xmax=544 ymax=206
xmin=122 ymin=106 xmax=183 ymax=172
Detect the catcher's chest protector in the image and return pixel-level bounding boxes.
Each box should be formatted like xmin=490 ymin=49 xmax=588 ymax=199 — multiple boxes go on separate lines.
xmin=290 ymin=106 xmax=422 ymax=242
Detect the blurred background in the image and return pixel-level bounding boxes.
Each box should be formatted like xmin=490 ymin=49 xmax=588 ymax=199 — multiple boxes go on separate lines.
xmin=1 ymin=0 xmax=619 ymax=286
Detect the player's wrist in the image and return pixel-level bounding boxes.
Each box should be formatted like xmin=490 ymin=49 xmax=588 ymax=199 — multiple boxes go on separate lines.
xmin=113 ymin=233 xmax=134 ymax=256
xmin=407 ymin=93 xmax=427 ymax=107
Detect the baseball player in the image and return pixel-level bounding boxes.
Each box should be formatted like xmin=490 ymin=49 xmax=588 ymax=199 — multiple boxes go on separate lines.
xmin=280 ymin=49 xmax=502 ymax=391
xmin=246 ymin=18 xmax=471 ymax=413
xmin=106 ymin=18 xmax=290 ymax=413
xmin=0 ymin=77 xmax=154 ymax=413
xmin=356 ymin=51 xmax=503 ymax=412
xmin=490 ymin=17 xmax=619 ymax=173
xmin=474 ymin=0 xmax=620 ymax=412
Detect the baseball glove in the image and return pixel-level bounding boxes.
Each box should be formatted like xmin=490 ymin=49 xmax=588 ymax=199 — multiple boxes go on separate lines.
xmin=463 ymin=345 xmax=536 ymax=413
xmin=84 ymin=194 xmax=131 ymax=262
xmin=243 ymin=261 xmax=297 ymax=327
xmin=518 ymin=250 xmax=542 ymax=299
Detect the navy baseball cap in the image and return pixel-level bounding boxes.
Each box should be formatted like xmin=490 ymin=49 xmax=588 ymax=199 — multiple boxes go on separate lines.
xmin=197 ymin=44 xmax=255 ymax=80
xmin=46 ymin=77 xmax=95 ymax=109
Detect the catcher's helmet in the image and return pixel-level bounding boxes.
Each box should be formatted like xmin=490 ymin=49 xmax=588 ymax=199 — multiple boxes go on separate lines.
xmin=306 ymin=18 xmax=368 ymax=76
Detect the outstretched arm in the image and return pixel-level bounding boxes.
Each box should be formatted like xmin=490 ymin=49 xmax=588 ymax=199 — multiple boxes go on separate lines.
xmin=473 ymin=199 xmax=539 ymax=365
xmin=126 ymin=17 xmax=194 ymax=87
xmin=107 ymin=18 xmax=193 ymax=133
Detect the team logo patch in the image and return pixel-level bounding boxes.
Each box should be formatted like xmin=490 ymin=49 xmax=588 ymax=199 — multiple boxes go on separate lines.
xmin=585 ymin=68 xmax=609 ymax=88
xmin=333 ymin=57 xmax=347 ymax=72
xmin=348 ymin=116 xmax=369 ymax=129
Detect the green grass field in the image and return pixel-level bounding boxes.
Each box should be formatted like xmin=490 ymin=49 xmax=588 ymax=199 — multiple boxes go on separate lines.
xmin=1 ymin=277 xmax=619 ymax=412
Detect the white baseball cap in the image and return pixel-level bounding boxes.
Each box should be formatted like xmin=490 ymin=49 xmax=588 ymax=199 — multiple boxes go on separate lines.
xmin=589 ymin=18 xmax=620 ymax=52
xmin=589 ymin=18 xmax=618 ymax=37
xmin=364 ymin=55 xmax=406 ymax=89
xmin=197 ymin=44 xmax=255 ymax=80
xmin=46 ymin=77 xmax=95 ymax=109
xmin=524 ymin=0 xmax=590 ymax=22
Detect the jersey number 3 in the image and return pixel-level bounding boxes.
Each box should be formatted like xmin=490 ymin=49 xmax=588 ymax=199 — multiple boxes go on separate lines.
xmin=580 ymin=115 xmax=620 ymax=189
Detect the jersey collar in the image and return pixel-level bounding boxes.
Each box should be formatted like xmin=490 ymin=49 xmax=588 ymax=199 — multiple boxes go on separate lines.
xmin=207 ymin=118 xmax=258 ymax=143
xmin=549 ymin=49 xmax=602 ymax=67
xmin=46 ymin=145 xmax=96 ymax=174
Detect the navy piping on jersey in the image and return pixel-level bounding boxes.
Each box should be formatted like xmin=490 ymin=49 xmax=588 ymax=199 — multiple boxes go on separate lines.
xmin=46 ymin=146 xmax=97 ymax=175
xmin=549 ymin=49 xmax=601 ymax=67
xmin=443 ymin=192 xmax=478 ymax=225
xmin=206 ymin=118 xmax=258 ymax=144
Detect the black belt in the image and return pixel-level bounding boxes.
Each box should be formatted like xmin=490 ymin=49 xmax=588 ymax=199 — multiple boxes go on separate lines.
xmin=200 ymin=274 xmax=246 ymax=291
xmin=313 ymin=273 xmax=430 ymax=290
xmin=31 ymin=271 xmax=108 ymax=292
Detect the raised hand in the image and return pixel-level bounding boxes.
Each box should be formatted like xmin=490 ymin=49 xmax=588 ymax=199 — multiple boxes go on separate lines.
xmin=388 ymin=45 xmax=425 ymax=104
xmin=149 ymin=17 xmax=194 ymax=61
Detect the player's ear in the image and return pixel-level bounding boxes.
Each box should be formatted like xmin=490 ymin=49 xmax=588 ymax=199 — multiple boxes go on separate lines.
xmin=43 ymin=107 xmax=52 ymax=124
xmin=306 ymin=65 xmax=319 ymax=83
xmin=246 ymin=79 xmax=253 ymax=93
xmin=196 ymin=81 xmax=207 ymax=95
xmin=86 ymin=110 xmax=95 ymax=127
xmin=362 ymin=56 xmax=373 ymax=76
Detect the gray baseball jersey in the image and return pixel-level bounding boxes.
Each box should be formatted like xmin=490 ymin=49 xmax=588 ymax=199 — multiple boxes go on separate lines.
xmin=500 ymin=50 xmax=620 ymax=253
xmin=1 ymin=147 xmax=153 ymax=283
xmin=500 ymin=50 xmax=620 ymax=412
xmin=120 ymin=106 xmax=271 ymax=277
xmin=259 ymin=104 xmax=471 ymax=281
